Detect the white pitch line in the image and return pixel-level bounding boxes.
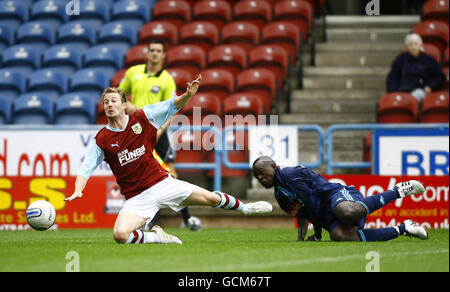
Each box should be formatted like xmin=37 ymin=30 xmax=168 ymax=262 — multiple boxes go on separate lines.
xmin=212 ymin=249 xmax=449 ymax=271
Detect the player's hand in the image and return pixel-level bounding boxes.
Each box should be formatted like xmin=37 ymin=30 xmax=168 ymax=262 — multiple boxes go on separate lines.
xmin=186 ymin=74 xmax=202 ymax=97
xmin=65 ymin=191 xmax=83 ymax=202
xmin=306 ymin=235 xmax=321 ymax=241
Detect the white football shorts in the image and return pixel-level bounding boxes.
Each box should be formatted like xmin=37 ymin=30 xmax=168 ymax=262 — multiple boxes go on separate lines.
xmin=120 ymin=175 xmax=196 ymax=220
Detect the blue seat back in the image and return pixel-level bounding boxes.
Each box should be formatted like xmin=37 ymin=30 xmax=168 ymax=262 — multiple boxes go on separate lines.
xmin=13 ymin=93 xmax=54 ymax=124
xmin=0 ymin=1 xmax=28 ymax=29
xmin=112 ymin=0 xmax=152 ymax=27
xmin=43 ymin=44 xmax=83 ymax=74
xmin=16 ymin=21 xmax=56 ymax=51
xmin=57 ymin=21 xmax=98 ymax=51
xmin=70 ymin=68 xmax=110 ymax=93
xmin=30 ymin=0 xmax=68 ymax=26
xmin=0 ymin=68 xmax=27 ymax=96
xmin=1 ymin=44 xmax=42 ymax=76
xmin=55 ymin=93 xmax=96 ymax=124
xmin=28 ymin=68 xmax=69 ymax=94
xmin=0 ymin=96 xmax=12 ymax=124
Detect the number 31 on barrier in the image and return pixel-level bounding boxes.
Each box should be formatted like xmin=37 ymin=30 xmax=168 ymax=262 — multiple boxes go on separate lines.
xmin=249 ymin=126 xmax=298 ymax=167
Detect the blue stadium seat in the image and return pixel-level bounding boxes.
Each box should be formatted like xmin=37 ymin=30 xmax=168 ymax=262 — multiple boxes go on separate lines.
xmin=57 ymin=21 xmax=98 ymax=52
xmin=0 ymin=24 xmax=14 ymax=55
xmin=42 ymin=44 xmax=83 ymax=75
xmin=69 ymin=68 xmax=110 ymax=101
xmin=1 ymin=44 xmax=42 ymax=76
xmin=83 ymin=45 xmax=124 ymax=79
xmin=0 ymin=68 xmax=27 ymax=101
xmin=16 ymin=21 xmax=56 ymax=52
xmin=98 ymin=21 xmax=137 ymax=56
xmin=68 ymin=0 xmax=111 ymax=29
xmin=11 ymin=0 xmax=33 ymax=6
xmin=0 ymin=1 xmax=28 ymax=30
xmin=13 ymin=93 xmax=54 ymax=125
xmin=112 ymin=0 xmax=152 ymax=28
xmin=55 ymin=93 xmax=96 ymax=124
xmin=0 ymin=96 xmax=13 ymax=124
xmin=30 ymin=0 xmax=68 ymax=27
xmin=27 ymin=68 xmax=69 ymax=99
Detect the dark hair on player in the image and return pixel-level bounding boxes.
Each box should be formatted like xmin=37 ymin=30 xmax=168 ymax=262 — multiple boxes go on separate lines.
xmin=101 ymin=87 xmax=127 ymax=104
xmin=252 ymin=156 xmax=276 ymax=168
xmin=148 ymin=39 xmax=167 ymax=52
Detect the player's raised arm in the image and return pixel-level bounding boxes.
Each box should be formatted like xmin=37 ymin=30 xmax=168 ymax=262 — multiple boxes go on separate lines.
xmin=173 ymin=74 xmax=202 ymax=110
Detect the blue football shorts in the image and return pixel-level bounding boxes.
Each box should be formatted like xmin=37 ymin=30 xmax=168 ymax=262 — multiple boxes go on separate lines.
xmin=324 ymin=185 xmax=367 ymax=232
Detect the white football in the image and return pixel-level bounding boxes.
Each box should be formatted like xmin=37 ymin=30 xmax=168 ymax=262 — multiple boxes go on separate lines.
xmin=26 ymin=200 xmax=56 ymax=231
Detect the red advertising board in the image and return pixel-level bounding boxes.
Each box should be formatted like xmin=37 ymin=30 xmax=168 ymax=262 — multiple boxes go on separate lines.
xmin=0 ymin=175 xmax=448 ymax=230
xmin=324 ymin=175 xmax=449 ymax=229
xmin=0 ymin=176 xmax=119 ymax=230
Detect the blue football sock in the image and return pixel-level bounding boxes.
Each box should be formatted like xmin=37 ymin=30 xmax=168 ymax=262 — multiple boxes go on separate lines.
xmin=356 ymin=189 xmax=399 ymax=216
xmin=358 ymin=228 xmax=399 ymax=242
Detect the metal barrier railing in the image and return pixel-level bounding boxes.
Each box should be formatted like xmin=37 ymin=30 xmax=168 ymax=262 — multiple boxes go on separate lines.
xmin=1 ymin=123 xmax=446 ymax=191
xmin=169 ymin=125 xmax=222 ymax=191
xmin=221 ymin=124 xmax=325 ymax=170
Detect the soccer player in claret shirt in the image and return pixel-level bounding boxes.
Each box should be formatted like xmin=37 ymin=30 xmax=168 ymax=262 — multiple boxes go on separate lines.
xmin=65 ymin=75 xmax=272 ymax=244
xmin=252 ymin=156 xmax=428 ymax=242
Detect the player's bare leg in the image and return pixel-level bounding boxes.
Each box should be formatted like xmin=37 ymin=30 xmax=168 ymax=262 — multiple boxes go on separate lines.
xmin=113 ymin=211 xmax=181 ymax=244
xmin=113 ymin=211 xmax=146 ymax=243
xmin=180 ymin=187 xmax=272 ymax=215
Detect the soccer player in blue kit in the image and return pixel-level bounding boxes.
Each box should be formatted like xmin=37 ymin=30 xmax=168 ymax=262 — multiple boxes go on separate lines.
xmin=252 ymin=156 xmax=429 ymax=242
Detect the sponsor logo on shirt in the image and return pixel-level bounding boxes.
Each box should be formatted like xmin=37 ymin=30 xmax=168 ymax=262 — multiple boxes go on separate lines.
xmin=118 ymin=145 xmax=146 ymax=166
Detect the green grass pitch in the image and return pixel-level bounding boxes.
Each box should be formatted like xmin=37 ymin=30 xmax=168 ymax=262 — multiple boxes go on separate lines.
xmin=0 ymin=228 xmax=448 ymax=272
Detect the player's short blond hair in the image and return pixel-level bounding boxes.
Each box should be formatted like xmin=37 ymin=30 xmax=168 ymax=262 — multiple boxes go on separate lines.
xmin=101 ymin=87 xmax=127 ymax=104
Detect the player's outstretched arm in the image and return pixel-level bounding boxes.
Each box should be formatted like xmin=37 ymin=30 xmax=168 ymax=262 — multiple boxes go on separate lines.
xmin=174 ymin=74 xmax=202 ymax=110
xmin=65 ymin=175 xmax=87 ymax=202
xmin=297 ymin=216 xmax=309 ymax=241
xmin=305 ymin=223 xmax=322 ymax=241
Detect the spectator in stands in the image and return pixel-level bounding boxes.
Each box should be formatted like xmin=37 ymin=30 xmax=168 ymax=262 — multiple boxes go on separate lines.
xmin=386 ymin=33 xmax=445 ymax=102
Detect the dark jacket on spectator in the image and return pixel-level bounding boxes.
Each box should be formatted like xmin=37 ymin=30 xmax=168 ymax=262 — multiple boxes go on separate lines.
xmin=386 ymin=51 xmax=445 ymax=93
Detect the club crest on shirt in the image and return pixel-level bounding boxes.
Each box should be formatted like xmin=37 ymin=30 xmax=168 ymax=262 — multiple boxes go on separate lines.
xmin=131 ymin=123 xmax=142 ymax=134
xmin=151 ymin=86 xmax=161 ymax=94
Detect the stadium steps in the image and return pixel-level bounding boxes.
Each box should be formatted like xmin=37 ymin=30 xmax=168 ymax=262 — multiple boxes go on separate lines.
xmin=242 ymin=15 xmax=421 ymax=203
xmin=284 ymin=14 xmax=420 ymax=171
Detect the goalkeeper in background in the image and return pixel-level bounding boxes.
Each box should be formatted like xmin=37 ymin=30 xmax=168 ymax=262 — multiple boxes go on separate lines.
xmin=119 ymin=39 xmax=202 ymax=231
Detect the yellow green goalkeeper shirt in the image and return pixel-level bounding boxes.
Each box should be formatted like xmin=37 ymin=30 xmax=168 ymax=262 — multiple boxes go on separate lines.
xmin=119 ymin=64 xmax=177 ymax=109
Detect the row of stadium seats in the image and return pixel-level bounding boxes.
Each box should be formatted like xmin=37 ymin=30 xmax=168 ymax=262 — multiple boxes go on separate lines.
xmin=0 ymin=0 xmax=156 ymax=30
xmin=0 ymin=20 xmax=139 ymax=57
xmin=0 ymin=54 xmax=284 ymax=124
xmin=0 ymin=88 xmax=270 ymax=126
xmin=421 ymin=0 xmax=449 ymax=25
xmin=101 ymin=67 xmax=277 ymax=124
xmin=0 ymin=0 xmax=319 ymax=33
xmin=1 ymin=0 xmax=322 ymax=125
xmin=376 ymin=0 xmax=449 ymax=126
xmin=0 ymin=0 xmax=316 ymax=54
xmin=377 ymin=91 xmax=449 ymax=124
